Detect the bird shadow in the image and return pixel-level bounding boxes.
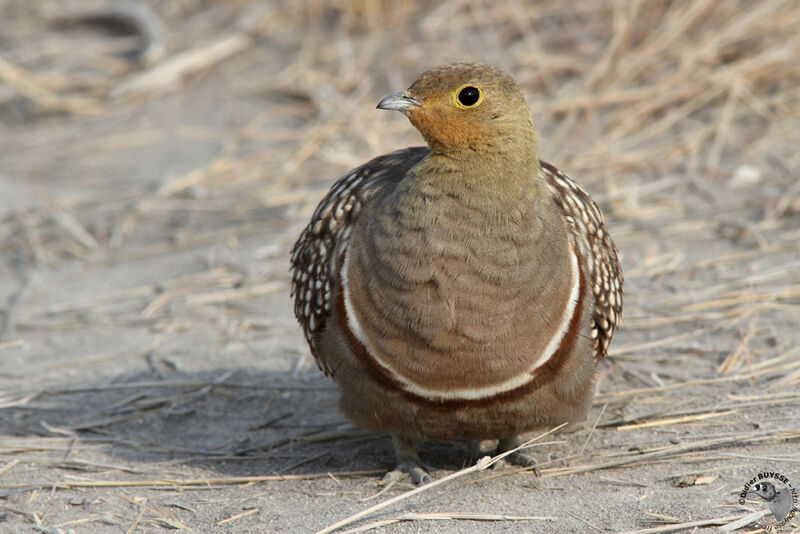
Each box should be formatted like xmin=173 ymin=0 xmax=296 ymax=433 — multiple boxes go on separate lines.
xmin=0 ymin=367 xmax=477 ymax=480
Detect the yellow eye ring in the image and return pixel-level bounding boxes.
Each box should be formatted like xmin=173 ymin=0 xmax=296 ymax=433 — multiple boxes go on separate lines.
xmin=453 ymin=84 xmax=484 ymax=109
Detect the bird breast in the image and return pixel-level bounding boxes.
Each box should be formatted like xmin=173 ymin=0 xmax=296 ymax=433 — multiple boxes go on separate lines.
xmin=339 ymin=179 xmax=584 ymax=397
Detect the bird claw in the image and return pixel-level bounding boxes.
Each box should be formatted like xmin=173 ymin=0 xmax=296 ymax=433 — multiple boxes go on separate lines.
xmin=384 ymin=460 xmax=431 ymax=485
xmin=496 ymin=436 xmax=541 ymax=476
xmin=503 ymin=450 xmax=541 ymax=477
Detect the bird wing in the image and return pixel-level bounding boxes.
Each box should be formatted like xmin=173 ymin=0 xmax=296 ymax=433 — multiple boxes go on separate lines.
xmin=540 ymin=161 xmax=623 ymax=360
xmin=291 ymin=146 xmax=429 ymax=374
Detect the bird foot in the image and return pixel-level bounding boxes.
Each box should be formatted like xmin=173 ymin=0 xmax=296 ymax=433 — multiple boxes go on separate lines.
xmin=386 ymin=433 xmax=431 ymax=485
xmin=496 ymin=436 xmax=541 ymax=476
xmin=383 ymin=460 xmax=431 ymax=485
xmin=502 ymin=450 xmax=541 ymax=476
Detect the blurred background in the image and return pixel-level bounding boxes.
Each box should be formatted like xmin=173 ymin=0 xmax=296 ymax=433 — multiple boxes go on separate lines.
xmin=1 ymin=1 xmax=799 ymax=532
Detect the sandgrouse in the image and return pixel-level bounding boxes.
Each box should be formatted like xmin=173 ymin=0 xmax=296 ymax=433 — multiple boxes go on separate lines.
xmin=291 ymin=63 xmax=622 ymax=484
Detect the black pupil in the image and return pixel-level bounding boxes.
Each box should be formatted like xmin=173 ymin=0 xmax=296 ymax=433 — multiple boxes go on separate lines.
xmin=458 ymin=86 xmax=480 ymax=106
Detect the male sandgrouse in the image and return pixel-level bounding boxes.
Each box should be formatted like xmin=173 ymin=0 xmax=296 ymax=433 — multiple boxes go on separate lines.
xmin=291 ymin=63 xmax=622 ymax=484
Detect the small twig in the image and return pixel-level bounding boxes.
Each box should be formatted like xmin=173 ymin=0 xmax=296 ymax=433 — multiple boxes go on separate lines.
xmin=0 ymin=470 xmax=386 ymax=490
xmin=217 ymin=507 xmax=259 ymax=526
xmin=566 ymin=511 xmax=609 ymax=533
xmin=315 ymin=424 xmax=567 ymax=534
xmin=358 ymin=479 xmax=397 ymax=502
xmin=580 ymin=402 xmax=607 ymax=455
xmin=0 ymin=459 xmax=21 ymax=478
xmin=342 ymin=512 xmax=556 ymax=534
xmin=544 ymin=429 xmax=800 ymax=478
xmin=616 ymin=410 xmax=737 ymax=431
xmin=110 ymin=6 xmax=273 ymax=100
xmin=0 ymin=56 xmax=102 ymax=113
xmin=617 ymin=510 xmax=769 ymax=534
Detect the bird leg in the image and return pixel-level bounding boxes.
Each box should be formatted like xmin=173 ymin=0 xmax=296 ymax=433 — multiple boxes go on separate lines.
xmin=383 ymin=433 xmax=431 ymax=485
xmin=497 ymin=435 xmax=540 ymax=476
xmin=470 ymin=439 xmax=498 ymax=463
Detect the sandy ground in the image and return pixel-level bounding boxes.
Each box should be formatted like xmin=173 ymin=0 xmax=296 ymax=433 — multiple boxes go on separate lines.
xmin=1 ymin=1 xmax=799 ymax=533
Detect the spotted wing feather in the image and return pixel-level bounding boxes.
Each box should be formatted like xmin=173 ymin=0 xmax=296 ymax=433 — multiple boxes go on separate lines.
xmin=540 ymin=161 xmax=623 ymax=360
xmin=290 ymin=147 xmax=429 ymax=374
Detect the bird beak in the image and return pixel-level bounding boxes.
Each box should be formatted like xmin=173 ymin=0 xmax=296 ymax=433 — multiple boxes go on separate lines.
xmin=377 ymin=91 xmax=420 ymax=112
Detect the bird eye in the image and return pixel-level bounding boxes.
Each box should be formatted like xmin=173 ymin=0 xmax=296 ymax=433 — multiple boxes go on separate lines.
xmin=454 ymin=85 xmax=483 ymax=108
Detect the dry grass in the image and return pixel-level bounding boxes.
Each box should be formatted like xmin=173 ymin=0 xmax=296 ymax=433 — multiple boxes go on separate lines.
xmin=1 ymin=0 xmax=799 ymax=532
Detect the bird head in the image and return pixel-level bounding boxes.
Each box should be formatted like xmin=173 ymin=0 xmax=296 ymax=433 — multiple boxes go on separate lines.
xmin=378 ymin=63 xmax=538 ymax=158
xmin=751 ymin=482 xmax=778 ymax=501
